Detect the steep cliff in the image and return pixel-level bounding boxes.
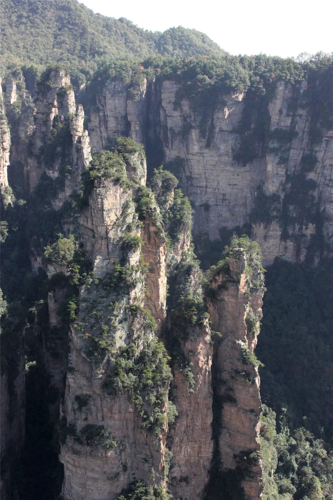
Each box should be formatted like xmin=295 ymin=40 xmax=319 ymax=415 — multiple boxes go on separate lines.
xmin=85 ymin=57 xmax=333 ymax=267
xmin=205 ymin=238 xmax=265 ymax=500
xmin=1 ymin=55 xmax=333 ymax=500
xmin=0 ymin=79 xmax=11 ymax=189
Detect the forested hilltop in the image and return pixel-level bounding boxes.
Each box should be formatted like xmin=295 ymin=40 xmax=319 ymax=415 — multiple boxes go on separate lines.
xmin=0 ymin=0 xmax=225 ymax=77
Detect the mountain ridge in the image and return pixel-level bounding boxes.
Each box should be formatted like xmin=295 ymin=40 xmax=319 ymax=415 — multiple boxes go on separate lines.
xmin=0 ymin=0 xmax=225 ymax=77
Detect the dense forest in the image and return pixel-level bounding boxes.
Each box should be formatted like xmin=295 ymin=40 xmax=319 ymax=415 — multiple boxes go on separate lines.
xmin=0 ymin=0 xmax=224 ymax=78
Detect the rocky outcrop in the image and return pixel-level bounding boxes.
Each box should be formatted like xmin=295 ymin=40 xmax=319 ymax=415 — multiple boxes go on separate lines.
xmin=206 ymin=239 xmax=265 ymax=500
xmin=89 ymin=78 xmax=147 ymax=150
xmin=59 ymin=148 xmax=172 ymax=500
xmin=168 ymin=320 xmax=213 ymax=500
xmin=1 ymin=64 xmax=308 ymax=500
xmin=0 ymin=80 xmax=11 ymax=189
xmin=86 ymin=77 xmax=333 ymax=266
xmin=141 ymin=217 xmax=167 ymax=331
xmin=29 ymin=68 xmax=91 ymax=194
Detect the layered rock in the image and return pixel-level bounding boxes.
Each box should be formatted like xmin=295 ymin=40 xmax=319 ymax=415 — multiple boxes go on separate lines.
xmin=29 ymin=68 xmax=91 ymax=194
xmin=0 ymin=66 xmax=282 ymax=500
xmin=89 ymin=77 xmax=147 ymax=150
xmin=206 ymin=238 xmax=265 ymax=500
xmin=86 ymin=76 xmax=333 ymax=266
xmin=0 ymin=80 xmax=11 ymax=188
xmin=59 ymin=147 xmax=171 ymax=500
xmin=166 ymin=257 xmax=213 ymax=500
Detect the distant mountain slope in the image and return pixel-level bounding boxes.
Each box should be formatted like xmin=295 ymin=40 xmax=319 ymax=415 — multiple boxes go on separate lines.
xmin=0 ymin=0 xmax=225 ymax=74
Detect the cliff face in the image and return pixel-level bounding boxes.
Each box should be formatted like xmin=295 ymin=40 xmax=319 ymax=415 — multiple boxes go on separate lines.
xmin=206 ymin=240 xmax=265 ymax=500
xmin=59 ymin=148 xmax=169 ymax=500
xmin=87 ymin=77 xmax=333 ymax=266
xmin=2 ymin=61 xmax=331 ymax=500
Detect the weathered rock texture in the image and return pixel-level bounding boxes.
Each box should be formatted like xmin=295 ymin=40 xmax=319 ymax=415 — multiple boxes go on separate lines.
xmin=87 ymin=78 xmax=333 ymax=266
xmin=3 ymin=63 xmax=326 ymax=500
xmin=207 ymin=243 xmax=265 ymax=500
xmin=0 ymin=80 xmax=11 ymax=188
xmin=168 ymin=321 xmax=213 ymax=500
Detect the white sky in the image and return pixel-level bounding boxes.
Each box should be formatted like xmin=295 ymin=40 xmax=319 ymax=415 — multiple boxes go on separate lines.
xmin=79 ymin=0 xmax=333 ymax=58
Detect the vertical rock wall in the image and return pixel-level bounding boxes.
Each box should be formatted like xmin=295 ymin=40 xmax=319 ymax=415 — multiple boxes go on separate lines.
xmin=0 ymin=80 xmax=11 ymax=188
xmin=86 ymin=77 xmax=333 ymax=266
xmin=1 ymin=67 xmax=276 ymax=500
xmin=206 ymin=241 xmax=265 ymax=500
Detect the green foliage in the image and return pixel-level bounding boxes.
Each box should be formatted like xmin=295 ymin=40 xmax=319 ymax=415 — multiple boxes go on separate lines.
xmin=159 ymin=53 xmax=304 ymax=110
xmin=206 ymin=235 xmax=265 ymax=292
xmin=240 ymin=344 xmax=264 ymax=368
xmin=104 ymin=336 xmax=174 ymax=436
xmin=115 ymin=137 xmax=145 ymax=157
xmin=166 ymin=252 xmax=208 ymax=392
xmin=301 ymin=54 xmax=333 ymax=146
xmin=151 ymin=167 xmax=178 ymax=198
xmin=80 ymin=139 xmax=146 ymax=206
xmin=122 ymin=232 xmax=143 ymax=252
xmin=170 ymin=252 xmax=207 ymax=328
xmin=1 ymin=0 xmax=225 ymax=77
xmin=99 ymin=260 xmax=148 ymax=292
xmin=0 ymin=289 xmax=8 ymax=326
xmin=0 ymin=220 xmax=9 ymax=242
xmin=261 ymin=405 xmax=333 ymax=500
xmin=258 ymin=259 xmax=333 ymax=439
xmin=135 ymin=186 xmax=163 ymax=228
xmin=116 ymin=480 xmax=169 ymax=500
xmin=44 ymin=235 xmax=76 ymax=266
xmin=245 ymin=307 xmax=259 ymax=335
xmin=80 ymin=424 xmax=117 ymax=449
xmin=81 ymin=150 xmax=130 ymax=197
xmin=163 ymin=157 xmax=186 ymax=179
xmin=1 ymin=185 xmax=14 ymax=209
xmin=165 ymin=190 xmax=193 ymax=243
xmin=150 ymin=167 xmax=192 ymax=243
xmin=156 ymin=26 xmax=224 ymax=58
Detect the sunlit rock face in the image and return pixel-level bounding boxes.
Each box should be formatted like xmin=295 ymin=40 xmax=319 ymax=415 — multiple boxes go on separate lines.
xmin=87 ymin=77 xmax=333 ymax=267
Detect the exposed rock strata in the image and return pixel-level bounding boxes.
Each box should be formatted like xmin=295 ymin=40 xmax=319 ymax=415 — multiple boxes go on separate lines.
xmin=0 ymin=80 xmax=11 ymax=188
xmin=206 ymin=242 xmax=265 ymax=500
xmin=1 ymin=66 xmax=311 ymax=500
xmin=87 ymin=78 xmax=333 ymax=266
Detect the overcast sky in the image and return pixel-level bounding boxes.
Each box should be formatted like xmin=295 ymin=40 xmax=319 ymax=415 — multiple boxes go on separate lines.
xmin=79 ymin=0 xmax=332 ymax=58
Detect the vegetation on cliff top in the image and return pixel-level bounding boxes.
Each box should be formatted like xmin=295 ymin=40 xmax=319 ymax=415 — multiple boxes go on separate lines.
xmin=151 ymin=167 xmax=193 ymax=244
xmin=206 ymin=235 xmax=265 ymax=292
xmin=0 ymin=0 xmax=225 ymax=77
